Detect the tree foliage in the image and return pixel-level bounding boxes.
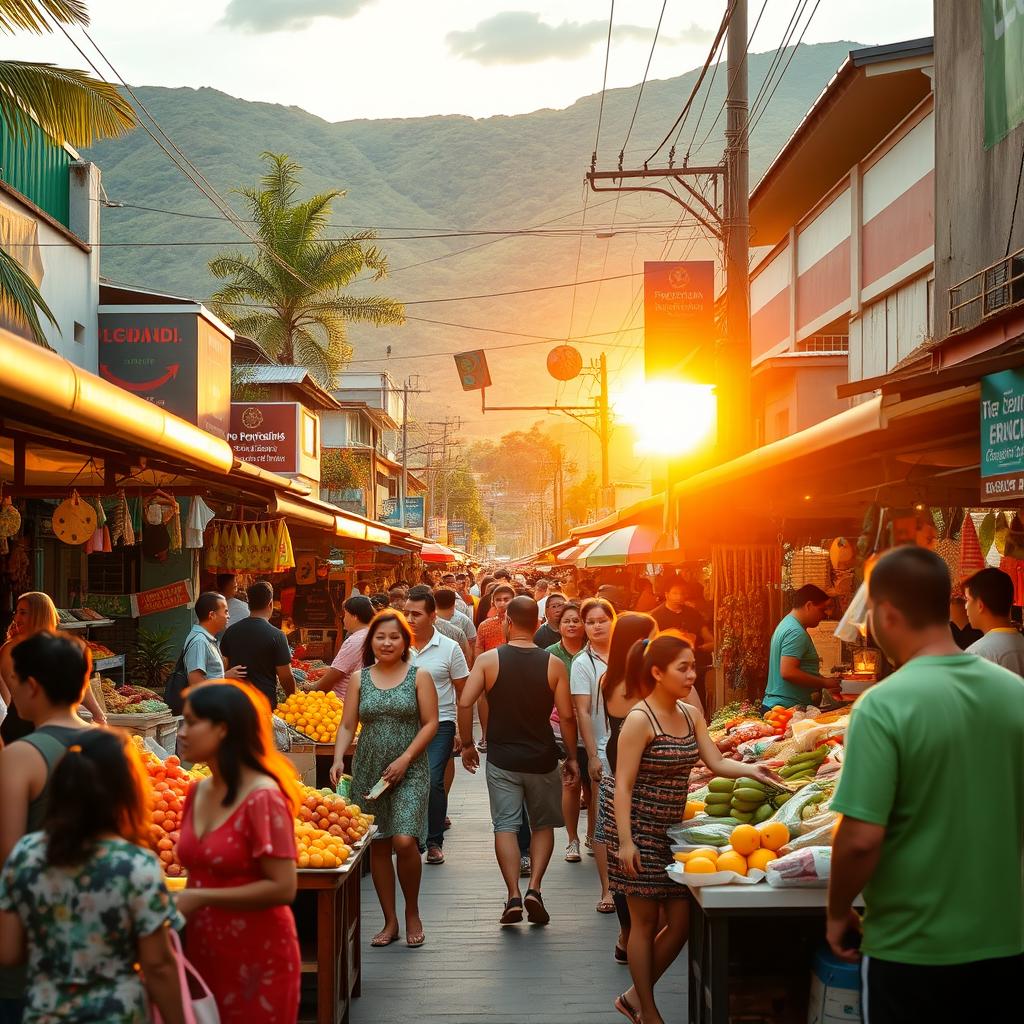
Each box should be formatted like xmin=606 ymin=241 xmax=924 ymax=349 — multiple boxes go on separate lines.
xmin=208 ymin=152 xmax=404 ymax=387
xmin=438 ymin=453 xmax=492 ymax=548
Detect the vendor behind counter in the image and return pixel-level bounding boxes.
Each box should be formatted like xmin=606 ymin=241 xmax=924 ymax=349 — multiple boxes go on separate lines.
xmin=762 ymin=585 xmax=831 ymax=712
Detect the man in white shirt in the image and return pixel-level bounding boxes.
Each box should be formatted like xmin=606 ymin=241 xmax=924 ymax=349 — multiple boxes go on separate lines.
xmin=215 ymin=574 xmax=249 ymax=639
xmin=406 ymin=591 xmax=469 ymax=866
xmin=534 ymin=578 xmax=550 ymax=621
xmin=964 ymin=567 xmax=1024 ymax=675
xmin=316 ymin=596 xmax=375 ymax=699
xmin=435 ymin=588 xmax=476 ymax=665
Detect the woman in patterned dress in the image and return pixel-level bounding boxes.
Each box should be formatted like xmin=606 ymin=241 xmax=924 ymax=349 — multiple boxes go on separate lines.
xmin=330 ymin=611 xmax=438 ymax=948
xmin=0 ymin=728 xmax=185 ymax=1023
xmin=176 ymin=682 xmax=302 ymax=1024
xmin=611 ymin=635 xmax=782 ymax=1024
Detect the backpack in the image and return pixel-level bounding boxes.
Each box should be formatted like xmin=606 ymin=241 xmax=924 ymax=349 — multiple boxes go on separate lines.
xmin=165 ymin=635 xmax=202 ymax=716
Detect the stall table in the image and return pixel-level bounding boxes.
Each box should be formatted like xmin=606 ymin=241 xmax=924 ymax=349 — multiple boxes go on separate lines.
xmin=288 ymin=740 xmax=357 ymax=789
xmin=297 ymin=826 xmax=375 ymax=1024
xmin=686 ymin=882 xmax=864 ymax=1024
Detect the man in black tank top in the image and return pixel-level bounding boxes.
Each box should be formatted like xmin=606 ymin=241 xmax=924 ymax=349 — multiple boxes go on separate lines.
xmin=459 ymin=597 xmax=579 ymax=926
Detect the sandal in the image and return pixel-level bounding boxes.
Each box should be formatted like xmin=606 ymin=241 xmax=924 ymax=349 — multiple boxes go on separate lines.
xmin=596 ymin=896 xmax=616 ymax=914
xmin=370 ymin=929 xmax=400 ymax=947
xmin=499 ymin=896 xmax=523 ymax=925
xmin=524 ymin=888 xmax=550 ymax=925
xmin=614 ymin=944 xmax=629 ymax=965
xmin=406 ymin=931 xmax=425 ymax=948
xmin=614 ymin=993 xmax=641 ymax=1023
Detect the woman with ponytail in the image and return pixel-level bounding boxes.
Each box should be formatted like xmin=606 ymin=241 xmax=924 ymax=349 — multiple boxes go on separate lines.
xmin=609 ymin=635 xmax=782 ymax=1024
xmin=175 ymin=681 xmax=302 ymax=1024
xmin=0 ymin=728 xmax=186 ymax=1023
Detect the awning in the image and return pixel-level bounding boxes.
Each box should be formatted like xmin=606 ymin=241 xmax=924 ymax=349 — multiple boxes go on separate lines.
xmin=557 ymin=538 xmax=605 ymax=564
xmin=0 ymin=327 xmax=233 ymax=477
xmin=576 ymin=524 xmax=684 ymax=567
xmin=569 ymin=493 xmax=665 ymax=539
xmin=420 ymin=542 xmax=457 ymax=563
xmin=268 ymin=492 xmax=391 ymax=544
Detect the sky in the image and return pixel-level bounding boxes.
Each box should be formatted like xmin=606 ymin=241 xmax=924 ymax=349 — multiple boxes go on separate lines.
xmin=12 ymin=0 xmax=934 ymax=123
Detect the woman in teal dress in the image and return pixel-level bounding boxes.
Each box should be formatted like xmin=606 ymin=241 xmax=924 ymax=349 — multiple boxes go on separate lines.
xmin=331 ymin=610 xmax=438 ymax=948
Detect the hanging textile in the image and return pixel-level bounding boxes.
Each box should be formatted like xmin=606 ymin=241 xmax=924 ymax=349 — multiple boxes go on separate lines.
xmin=203 ymin=518 xmax=295 ymax=573
xmin=186 ymin=496 xmax=216 ymax=548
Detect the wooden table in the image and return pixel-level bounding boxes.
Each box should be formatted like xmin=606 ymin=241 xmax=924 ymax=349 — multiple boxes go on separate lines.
xmin=296 ymin=827 xmax=375 ymax=1024
xmin=288 ymin=741 xmax=356 ymax=789
xmin=683 ymin=880 xmax=863 ymax=1024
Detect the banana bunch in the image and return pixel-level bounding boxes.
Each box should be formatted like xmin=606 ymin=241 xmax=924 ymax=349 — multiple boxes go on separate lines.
xmin=704 ymin=777 xmax=779 ymax=824
xmin=778 ymin=745 xmax=828 ymax=781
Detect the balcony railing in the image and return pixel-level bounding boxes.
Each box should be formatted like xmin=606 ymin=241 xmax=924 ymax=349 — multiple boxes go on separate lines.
xmin=949 ymin=247 xmax=1024 ymax=333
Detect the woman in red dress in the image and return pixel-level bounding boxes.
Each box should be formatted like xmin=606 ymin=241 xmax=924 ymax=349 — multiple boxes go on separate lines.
xmin=175 ymin=681 xmax=302 ymax=1024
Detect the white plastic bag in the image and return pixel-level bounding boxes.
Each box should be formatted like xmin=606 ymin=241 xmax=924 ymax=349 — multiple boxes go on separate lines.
xmin=765 ymin=847 xmax=832 ymax=888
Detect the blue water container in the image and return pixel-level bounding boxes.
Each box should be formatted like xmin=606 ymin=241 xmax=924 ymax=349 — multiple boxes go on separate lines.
xmin=807 ymin=945 xmax=862 ymax=1023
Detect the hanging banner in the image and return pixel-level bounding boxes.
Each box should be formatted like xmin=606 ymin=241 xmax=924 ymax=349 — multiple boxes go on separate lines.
xmin=644 ymin=260 xmax=716 ymax=384
xmin=381 ymin=497 xmax=424 ymax=530
xmin=982 ymin=0 xmax=1024 ymax=148
xmin=453 ymin=350 xmax=492 ymax=391
xmin=228 ymin=403 xmax=299 ymax=473
xmin=980 ymin=368 xmax=1024 ymax=501
xmin=134 ymin=579 xmax=194 ymax=617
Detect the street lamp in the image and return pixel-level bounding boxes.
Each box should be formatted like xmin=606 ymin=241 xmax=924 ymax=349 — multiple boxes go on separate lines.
xmin=614 ymin=378 xmax=717 ymax=457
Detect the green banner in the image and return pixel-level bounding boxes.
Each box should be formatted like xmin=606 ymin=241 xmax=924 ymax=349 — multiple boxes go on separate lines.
xmin=983 ymin=0 xmax=1024 ymax=148
xmin=980 ymin=368 xmax=1024 ymax=501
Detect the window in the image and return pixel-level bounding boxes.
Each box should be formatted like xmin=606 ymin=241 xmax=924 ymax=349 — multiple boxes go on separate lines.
xmin=301 ymin=409 xmax=318 ymax=459
xmin=73 ymin=321 xmax=85 ymax=344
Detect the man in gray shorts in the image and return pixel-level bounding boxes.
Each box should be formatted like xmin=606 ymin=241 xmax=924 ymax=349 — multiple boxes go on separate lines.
xmin=460 ymin=596 xmax=579 ymax=926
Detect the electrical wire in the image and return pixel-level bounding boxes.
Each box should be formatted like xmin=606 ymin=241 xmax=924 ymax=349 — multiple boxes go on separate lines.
xmin=593 ymin=0 xmax=616 ymax=162
xmin=619 ymin=0 xmax=668 ymax=163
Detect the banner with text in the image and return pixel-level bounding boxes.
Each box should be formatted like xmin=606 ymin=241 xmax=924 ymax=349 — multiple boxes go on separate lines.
xmin=644 ymin=260 xmax=716 ymax=384
xmin=134 ymin=580 xmax=194 ymax=618
xmin=981 ymin=368 xmax=1024 ymax=501
xmin=983 ymin=0 xmax=1024 ymax=148
xmin=228 ymin=403 xmax=299 ymax=473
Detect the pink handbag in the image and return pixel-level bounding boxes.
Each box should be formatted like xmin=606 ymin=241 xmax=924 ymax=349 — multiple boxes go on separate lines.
xmin=151 ymin=928 xmax=220 ymax=1024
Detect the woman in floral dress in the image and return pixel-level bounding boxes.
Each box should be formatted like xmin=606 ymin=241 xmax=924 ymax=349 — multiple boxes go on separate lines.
xmin=176 ymin=682 xmax=302 ymax=1024
xmin=330 ymin=610 xmax=438 ymax=948
xmin=0 ymin=728 xmax=185 ymax=1023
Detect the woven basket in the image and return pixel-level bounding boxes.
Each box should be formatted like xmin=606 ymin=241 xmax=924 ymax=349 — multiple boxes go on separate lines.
xmin=790 ymin=546 xmax=831 ymax=590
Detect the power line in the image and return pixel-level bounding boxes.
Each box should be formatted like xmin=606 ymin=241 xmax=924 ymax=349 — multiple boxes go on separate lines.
xmin=619 ymin=0 xmax=668 ymax=163
xmin=593 ymin=0 xmax=616 ymax=161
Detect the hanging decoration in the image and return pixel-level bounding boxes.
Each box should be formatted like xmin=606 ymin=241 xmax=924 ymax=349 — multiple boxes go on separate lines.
xmin=0 ymin=491 xmax=21 ymax=555
xmin=52 ymin=490 xmax=97 ymax=546
xmin=204 ymin=519 xmax=295 ymax=574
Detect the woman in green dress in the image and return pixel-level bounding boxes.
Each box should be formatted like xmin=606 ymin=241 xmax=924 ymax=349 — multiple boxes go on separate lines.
xmin=331 ymin=610 xmax=438 ymax=948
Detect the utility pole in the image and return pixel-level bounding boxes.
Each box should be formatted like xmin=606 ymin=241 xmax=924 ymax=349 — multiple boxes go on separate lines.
xmin=598 ymin=353 xmax=611 ymax=508
xmin=398 ymin=376 xmax=427 ymax=530
xmin=721 ymin=0 xmax=750 ymax=456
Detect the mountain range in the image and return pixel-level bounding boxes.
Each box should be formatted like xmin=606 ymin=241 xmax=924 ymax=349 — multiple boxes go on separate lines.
xmin=85 ymin=40 xmax=859 ymax=467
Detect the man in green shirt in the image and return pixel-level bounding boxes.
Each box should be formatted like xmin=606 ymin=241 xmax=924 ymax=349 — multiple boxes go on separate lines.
xmin=828 ymin=546 xmax=1024 ymax=1022
xmin=762 ymin=584 xmax=830 ymax=711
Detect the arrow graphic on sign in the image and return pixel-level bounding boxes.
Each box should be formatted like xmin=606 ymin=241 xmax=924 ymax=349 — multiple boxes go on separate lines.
xmin=99 ymin=364 xmax=180 ymax=393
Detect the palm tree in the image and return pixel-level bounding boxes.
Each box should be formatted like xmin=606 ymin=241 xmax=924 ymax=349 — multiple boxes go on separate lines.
xmin=0 ymin=0 xmax=137 ymax=345
xmin=208 ymin=152 xmax=404 ymax=387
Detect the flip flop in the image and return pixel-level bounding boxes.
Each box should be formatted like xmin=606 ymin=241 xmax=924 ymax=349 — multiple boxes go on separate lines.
xmin=614 ymin=993 xmax=641 ymax=1023
xmin=524 ymin=888 xmax=550 ymax=925
xmin=596 ymin=896 xmax=616 ymax=914
xmin=406 ymin=932 xmax=425 ymax=948
xmin=499 ymin=896 xmax=523 ymax=925
xmin=614 ymin=944 xmax=628 ymax=965
xmin=370 ymin=930 xmax=400 ymax=947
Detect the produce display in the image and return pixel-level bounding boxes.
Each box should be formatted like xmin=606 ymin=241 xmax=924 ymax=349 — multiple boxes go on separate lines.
xmin=85 ymin=640 xmax=116 ymax=660
xmin=672 ymin=823 xmax=790 ymax=881
xmin=295 ymin=786 xmax=373 ymax=869
xmin=276 ymin=690 xmax=344 ymax=743
xmin=101 ymin=678 xmax=170 ymax=715
xmin=762 ymin=705 xmax=794 ymax=732
xmin=291 ymin=656 xmax=330 ymax=688
xmin=704 ymin=777 xmax=784 ymax=823
xmin=778 ymin=746 xmax=829 ymax=781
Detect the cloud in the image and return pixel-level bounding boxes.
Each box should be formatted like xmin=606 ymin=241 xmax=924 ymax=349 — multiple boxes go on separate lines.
xmin=221 ymin=0 xmax=373 ymax=34
xmin=446 ymin=11 xmax=714 ymax=65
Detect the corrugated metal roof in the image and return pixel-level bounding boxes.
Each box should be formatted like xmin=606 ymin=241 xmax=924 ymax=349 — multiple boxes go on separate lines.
xmin=241 ymin=365 xmax=310 ymax=384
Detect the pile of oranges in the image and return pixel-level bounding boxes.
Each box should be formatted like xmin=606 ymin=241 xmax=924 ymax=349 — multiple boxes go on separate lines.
xmin=674 ymin=822 xmax=789 ymax=877
xmin=295 ymin=786 xmax=373 ymax=870
xmin=277 ymin=691 xmax=344 ymax=743
xmin=135 ymin=742 xmax=192 ymax=877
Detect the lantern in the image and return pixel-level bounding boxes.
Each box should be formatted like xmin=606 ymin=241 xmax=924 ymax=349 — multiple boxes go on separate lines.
xmin=546 ymin=344 xmax=583 ymax=381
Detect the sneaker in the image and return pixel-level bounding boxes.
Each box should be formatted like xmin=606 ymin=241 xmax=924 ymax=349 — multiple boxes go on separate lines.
xmin=426 ymin=845 xmax=445 ymax=865
xmin=565 ymin=839 xmax=582 ymax=863
xmin=519 ymin=855 xmax=532 ymax=878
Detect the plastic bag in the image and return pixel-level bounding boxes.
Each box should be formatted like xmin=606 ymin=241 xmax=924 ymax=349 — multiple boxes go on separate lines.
xmin=766 ymin=847 xmax=832 ymax=888
xmin=764 ymin=781 xmax=832 ymax=836
xmin=668 ymin=819 xmax=741 ymax=848
xmin=780 ymin=820 xmax=836 ymax=852
xmin=737 ymin=736 xmax=778 ymax=760
xmin=835 ymin=581 xmax=868 ymax=642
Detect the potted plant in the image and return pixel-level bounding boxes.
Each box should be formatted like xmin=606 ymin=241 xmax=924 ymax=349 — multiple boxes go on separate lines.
xmin=130 ymin=628 xmax=175 ymax=694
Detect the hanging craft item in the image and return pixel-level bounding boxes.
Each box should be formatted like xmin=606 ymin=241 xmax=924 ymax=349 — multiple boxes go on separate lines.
xmin=52 ymin=490 xmax=97 ymax=546
xmin=0 ymin=492 xmax=21 ymax=556
xmin=273 ymin=518 xmax=295 ymax=572
xmin=790 ymin=546 xmax=831 ymax=590
xmin=203 ymin=518 xmax=296 ymax=573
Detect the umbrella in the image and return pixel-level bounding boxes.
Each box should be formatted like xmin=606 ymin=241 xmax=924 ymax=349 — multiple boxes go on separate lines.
xmin=576 ymin=524 xmax=682 ymax=567
xmin=420 ymin=542 xmax=457 ymax=563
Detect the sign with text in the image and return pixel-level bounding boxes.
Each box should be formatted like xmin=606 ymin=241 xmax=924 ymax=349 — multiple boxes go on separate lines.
xmin=228 ymin=403 xmax=299 ymax=474
xmin=983 ymin=0 xmax=1024 ymax=148
xmin=134 ymin=579 xmax=193 ymax=618
xmin=453 ymin=350 xmax=492 ymax=391
xmin=98 ymin=310 xmax=231 ymax=438
xmin=644 ymin=260 xmax=716 ymax=384
xmin=981 ymin=368 xmax=1024 ymax=501
xmin=381 ymin=497 xmax=425 ymax=530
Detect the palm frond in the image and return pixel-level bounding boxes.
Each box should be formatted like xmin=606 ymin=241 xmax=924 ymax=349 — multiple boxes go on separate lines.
xmin=0 ymin=245 xmax=57 ymax=346
xmin=259 ymin=152 xmax=302 ymax=211
xmin=323 ymin=295 xmax=405 ymax=326
xmin=0 ymin=0 xmax=88 ymax=35
xmin=0 ymin=60 xmax=136 ymax=146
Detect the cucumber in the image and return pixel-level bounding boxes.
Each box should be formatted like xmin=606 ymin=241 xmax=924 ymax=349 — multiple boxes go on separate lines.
xmin=730 ymin=798 xmax=764 ymax=813
xmin=737 ymin=779 xmax=766 ymax=792
xmin=704 ymin=792 xmax=733 ymax=803
xmin=708 ymin=778 xmax=736 ymax=793
xmin=733 ymin=787 xmax=768 ymax=802
xmin=754 ymin=804 xmax=773 ymax=823
xmin=706 ymin=804 xmax=732 ymax=817
xmin=731 ymin=810 xmax=754 ymax=823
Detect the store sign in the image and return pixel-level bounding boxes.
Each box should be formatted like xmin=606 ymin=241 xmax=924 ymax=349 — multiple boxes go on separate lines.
xmin=228 ymin=403 xmax=299 ymax=473
xmin=453 ymin=350 xmax=492 ymax=391
xmin=135 ymin=579 xmax=193 ymax=617
xmin=98 ymin=310 xmax=231 ymax=438
xmin=982 ymin=0 xmax=1024 ymax=148
xmin=448 ymin=519 xmax=468 ymax=548
xmin=381 ymin=497 xmax=424 ymax=530
xmin=644 ymin=260 xmax=716 ymax=384
xmin=980 ymin=369 xmax=1024 ymax=501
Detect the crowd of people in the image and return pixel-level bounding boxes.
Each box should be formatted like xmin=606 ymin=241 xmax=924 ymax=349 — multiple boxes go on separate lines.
xmin=0 ymin=552 xmax=1020 ymax=1024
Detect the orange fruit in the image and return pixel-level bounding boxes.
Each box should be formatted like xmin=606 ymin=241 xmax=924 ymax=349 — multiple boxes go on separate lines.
xmin=673 ymin=851 xmax=690 ymax=863
xmin=730 ymin=824 xmax=761 ymax=856
xmin=757 ymin=822 xmax=789 ymax=851
xmin=309 ymin=853 xmax=324 ymax=868
xmin=717 ymin=851 xmax=747 ymax=876
xmin=747 ymin=849 xmax=778 ymax=872
xmin=682 ymin=847 xmax=719 ymax=863
xmin=685 ymin=857 xmax=718 ymax=874
xmin=297 ymin=853 xmax=310 ymax=868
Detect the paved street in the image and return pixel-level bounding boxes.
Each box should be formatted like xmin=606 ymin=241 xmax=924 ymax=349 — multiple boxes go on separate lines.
xmin=351 ymin=760 xmax=688 ymax=1024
